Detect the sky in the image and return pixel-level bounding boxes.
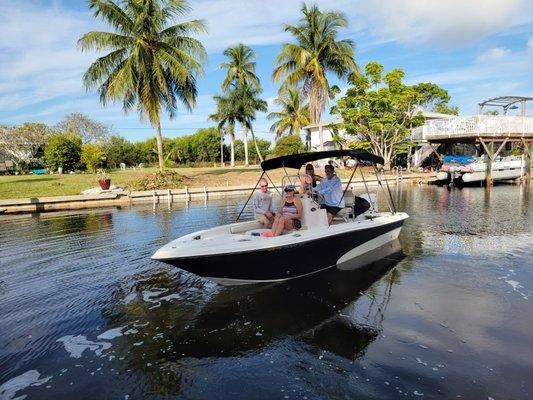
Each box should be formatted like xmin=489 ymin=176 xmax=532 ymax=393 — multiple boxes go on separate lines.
xmin=0 ymin=0 xmax=532 ymax=143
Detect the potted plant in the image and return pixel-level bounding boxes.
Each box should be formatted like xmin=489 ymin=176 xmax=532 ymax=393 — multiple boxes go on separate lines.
xmin=97 ymin=169 xmax=111 ymax=190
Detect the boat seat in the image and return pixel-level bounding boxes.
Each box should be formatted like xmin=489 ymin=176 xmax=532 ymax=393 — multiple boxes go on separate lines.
xmin=229 ymin=220 xmax=262 ymax=234
xmin=334 ymin=192 xmax=377 ymax=222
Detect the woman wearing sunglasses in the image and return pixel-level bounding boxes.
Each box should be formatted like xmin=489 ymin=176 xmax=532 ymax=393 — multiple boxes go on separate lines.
xmin=262 ymin=185 xmax=302 ymax=237
xmin=299 ymin=163 xmax=323 ymax=194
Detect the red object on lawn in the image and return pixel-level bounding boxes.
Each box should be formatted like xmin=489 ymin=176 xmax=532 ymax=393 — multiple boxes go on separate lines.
xmin=98 ymin=179 xmax=111 ymax=190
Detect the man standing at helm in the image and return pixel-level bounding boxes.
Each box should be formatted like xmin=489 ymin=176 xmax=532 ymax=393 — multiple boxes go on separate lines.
xmin=253 ymin=178 xmax=274 ymax=227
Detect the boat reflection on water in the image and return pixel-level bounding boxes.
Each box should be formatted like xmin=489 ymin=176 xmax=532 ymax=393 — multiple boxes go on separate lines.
xmin=120 ymin=240 xmax=404 ymax=366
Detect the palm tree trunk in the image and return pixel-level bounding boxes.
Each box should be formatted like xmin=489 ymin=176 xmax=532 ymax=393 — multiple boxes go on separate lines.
xmin=250 ymin=126 xmax=264 ymax=163
xmin=154 ymin=121 xmax=164 ymax=172
xmin=220 ymin=129 xmax=224 ymax=166
xmin=243 ymin=125 xmax=249 ymax=166
xmin=230 ymin=136 xmax=235 ymax=167
xmin=310 ymin=79 xmax=321 ymax=124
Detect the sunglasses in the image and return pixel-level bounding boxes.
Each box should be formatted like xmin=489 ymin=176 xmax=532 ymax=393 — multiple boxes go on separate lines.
xmin=284 ymin=188 xmax=294 ymax=193
xmin=260 ymin=185 xmax=268 ymax=188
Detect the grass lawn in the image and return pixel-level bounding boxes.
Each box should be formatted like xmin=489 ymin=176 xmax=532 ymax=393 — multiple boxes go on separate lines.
xmin=0 ymin=165 xmax=377 ymax=200
xmin=0 ymin=166 xmax=262 ymax=199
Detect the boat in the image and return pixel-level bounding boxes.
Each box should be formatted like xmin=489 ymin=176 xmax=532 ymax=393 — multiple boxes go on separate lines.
xmin=152 ymin=150 xmax=409 ymax=285
xmin=435 ymin=155 xmax=475 ymax=183
xmin=143 ymin=241 xmax=404 ymax=360
xmin=436 ymin=154 xmax=527 ymax=185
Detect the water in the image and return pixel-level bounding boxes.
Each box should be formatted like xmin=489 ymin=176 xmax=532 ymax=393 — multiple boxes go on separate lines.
xmin=0 ymin=185 xmax=532 ymax=400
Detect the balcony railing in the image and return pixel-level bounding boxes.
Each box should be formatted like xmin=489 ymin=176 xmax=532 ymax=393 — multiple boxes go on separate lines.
xmin=411 ymin=115 xmax=533 ymax=140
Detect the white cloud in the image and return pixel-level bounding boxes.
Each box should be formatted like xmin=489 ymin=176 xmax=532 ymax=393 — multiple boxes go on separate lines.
xmin=408 ymin=38 xmax=533 ymax=114
xmin=189 ymin=0 xmax=357 ymax=53
xmin=476 ymin=47 xmax=512 ymax=63
xmin=0 ymin=2 xmax=97 ymax=111
xmin=362 ymin=0 xmax=533 ymax=46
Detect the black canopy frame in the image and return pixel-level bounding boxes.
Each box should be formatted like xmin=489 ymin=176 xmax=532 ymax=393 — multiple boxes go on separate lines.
xmin=236 ymin=150 xmax=392 ymax=222
xmin=260 ymin=150 xmax=384 ymax=171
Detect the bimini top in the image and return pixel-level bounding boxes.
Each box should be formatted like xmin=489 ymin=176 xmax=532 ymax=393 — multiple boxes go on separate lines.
xmin=260 ymin=150 xmax=384 ymax=171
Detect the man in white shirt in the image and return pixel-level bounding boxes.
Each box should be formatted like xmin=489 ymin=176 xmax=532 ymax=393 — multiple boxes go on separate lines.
xmin=253 ymin=178 xmax=274 ymax=227
xmin=316 ymin=165 xmax=345 ymax=225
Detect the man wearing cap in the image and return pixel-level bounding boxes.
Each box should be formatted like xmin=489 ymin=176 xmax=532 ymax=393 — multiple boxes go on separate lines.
xmin=315 ymin=164 xmax=345 ymax=225
xmin=253 ymin=178 xmax=274 ymax=227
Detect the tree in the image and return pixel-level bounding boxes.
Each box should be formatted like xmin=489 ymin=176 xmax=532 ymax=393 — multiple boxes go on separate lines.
xmin=55 ymin=113 xmax=110 ymax=143
xmin=209 ymin=93 xmax=238 ymax=166
xmin=267 ymin=87 xmax=310 ymax=140
xmin=271 ymin=135 xmax=305 ymax=157
xmin=433 ymin=103 xmax=459 ymax=115
xmin=273 ymin=4 xmax=357 ymax=126
xmin=411 ymin=83 xmax=449 ymax=109
xmin=170 ymin=135 xmax=193 ymax=164
xmin=78 ymin=0 xmax=207 ymax=172
xmin=189 ymin=128 xmax=221 ymax=163
xmin=0 ymin=123 xmax=50 ymax=164
xmin=81 ymin=143 xmax=105 ymax=172
xmin=231 ymin=84 xmax=268 ymax=165
xmin=103 ymin=135 xmax=136 ymax=167
xmin=332 ymin=62 xmax=428 ymax=170
xmin=219 ymin=44 xmax=260 ymax=91
xmin=219 ymin=44 xmax=266 ymax=165
xmin=44 ymin=133 xmax=82 ymax=171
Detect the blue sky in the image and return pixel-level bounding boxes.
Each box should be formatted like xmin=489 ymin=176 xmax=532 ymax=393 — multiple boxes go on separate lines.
xmin=0 ymin=0 xmax=532 ymax=143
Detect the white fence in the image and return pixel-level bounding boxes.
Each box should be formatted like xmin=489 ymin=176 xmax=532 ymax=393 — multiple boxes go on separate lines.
xmin=411 ymin=115 xmax=533 ymax=140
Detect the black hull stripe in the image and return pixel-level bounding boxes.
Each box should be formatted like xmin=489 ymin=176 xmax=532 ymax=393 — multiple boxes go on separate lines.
xmin=159 ymin=220 xmax=403 ymax=281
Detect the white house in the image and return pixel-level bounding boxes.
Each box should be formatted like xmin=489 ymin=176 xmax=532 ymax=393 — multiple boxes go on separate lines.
xmin=303 ymin=111 xmax=454 ymax=152
xmin=302 ymin=111 xmax=455 ymax=166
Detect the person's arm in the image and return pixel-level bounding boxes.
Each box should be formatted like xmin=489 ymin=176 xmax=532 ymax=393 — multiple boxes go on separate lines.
xmin=316 ymin=179 xmax=333 ymax=194
xmin=292 ymin=197 xmax=303 ymax=219
xmin=276 ymin=196 xmax=285 ymax=216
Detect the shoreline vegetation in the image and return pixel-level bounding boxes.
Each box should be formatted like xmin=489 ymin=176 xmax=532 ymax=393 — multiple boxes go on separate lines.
xmin=0 ymin=166 xmax=417 ymax=200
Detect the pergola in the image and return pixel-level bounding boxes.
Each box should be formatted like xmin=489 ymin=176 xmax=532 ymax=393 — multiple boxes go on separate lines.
xmin=478 ymin=96 xmax=533 ymax=116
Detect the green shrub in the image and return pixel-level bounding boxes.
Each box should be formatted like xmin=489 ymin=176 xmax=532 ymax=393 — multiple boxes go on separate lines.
xmin=271 ymin=135 xmax=305 ymax=157
xmin=103 ymin=135 xmax=136 ymax=167
xmin=44 ymin=133 xmax=82 ymax=172
xmin=81 ymin=144 xmax=105 ymax=172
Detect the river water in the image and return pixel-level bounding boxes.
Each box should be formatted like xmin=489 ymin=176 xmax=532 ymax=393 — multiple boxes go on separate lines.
xmin=0 ymin=184 xmax=532 ymax=400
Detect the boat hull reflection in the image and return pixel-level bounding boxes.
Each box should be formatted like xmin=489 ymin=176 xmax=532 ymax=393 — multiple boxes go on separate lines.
xmin=139 ymin=241 xmax=405 ymax=360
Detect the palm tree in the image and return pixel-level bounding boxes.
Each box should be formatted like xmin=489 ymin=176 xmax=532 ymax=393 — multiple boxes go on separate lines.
xmin=78 ymin=0 xmax=207 ymax=172
xmin=209 ymin=94 xmax=237 ymax=166
xmin=267 ymin=87 xmax=310 ymax=140
xmin=233 ymin=85 xmax=268 ymax=164
xmin=219 ymin=44 xmax=260 ymax=91
xmin=219 ymin=44 xmax=265 ymax=165
xmin=273 ymin=4 xmax=357 ymax=126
